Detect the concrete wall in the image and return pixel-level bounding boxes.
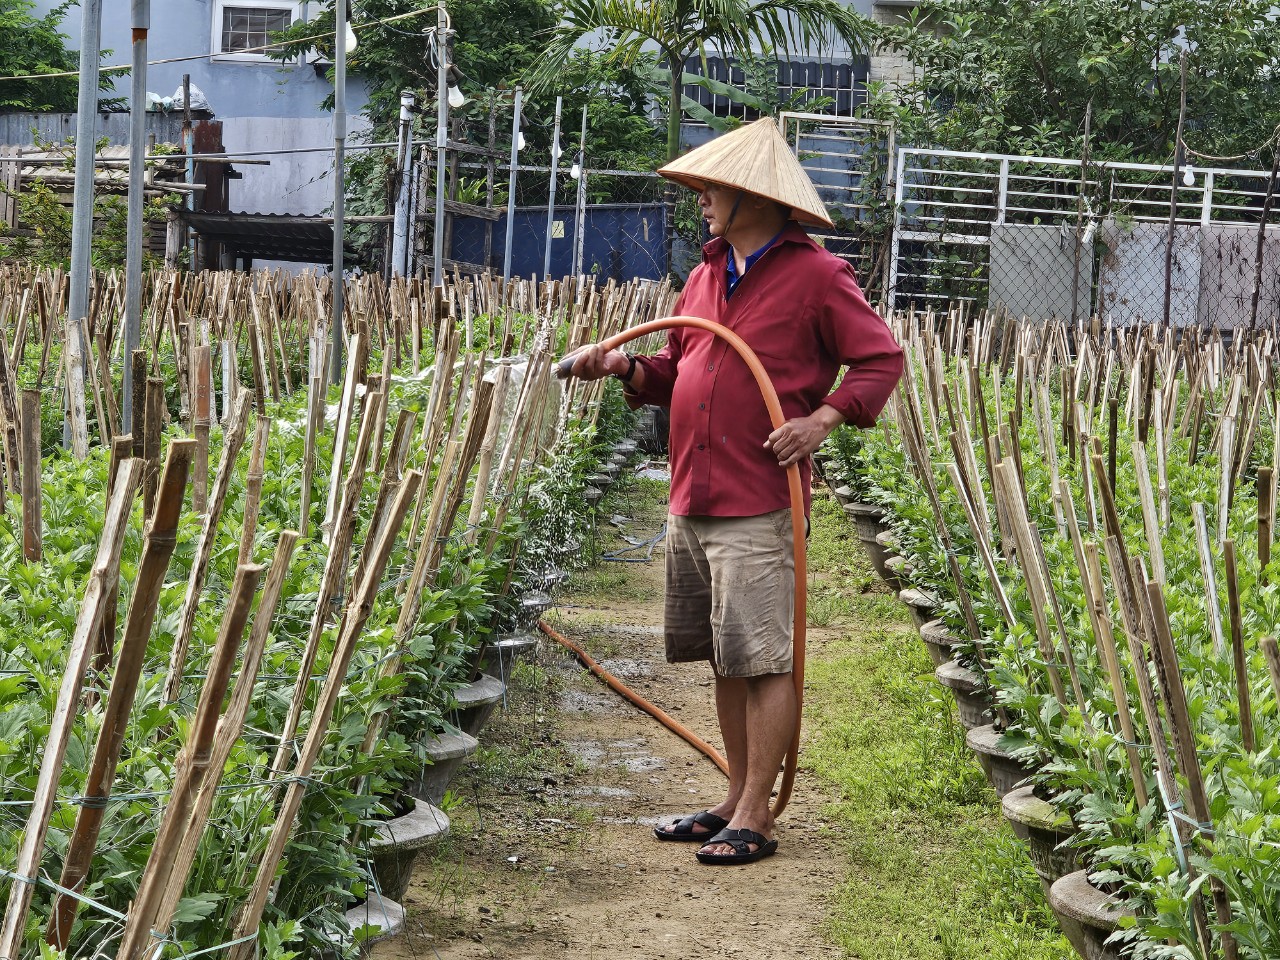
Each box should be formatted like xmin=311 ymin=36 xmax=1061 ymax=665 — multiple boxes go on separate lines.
xmin=220 ymin=114 xmax=370 ymax=214
xmin=868 ymin=1 xmax=920 ymax=90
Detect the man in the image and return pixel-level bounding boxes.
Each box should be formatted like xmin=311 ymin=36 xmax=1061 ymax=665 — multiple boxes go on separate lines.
xmin=568 ymin=117 xmax=903 ymax=865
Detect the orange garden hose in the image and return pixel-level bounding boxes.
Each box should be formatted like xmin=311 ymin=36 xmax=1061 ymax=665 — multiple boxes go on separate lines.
xmin=554 ymin=316 xmax=807 ymax=819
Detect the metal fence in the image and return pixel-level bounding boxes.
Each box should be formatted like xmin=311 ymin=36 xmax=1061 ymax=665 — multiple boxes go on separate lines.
xmin=888 ymin=147 xmax=1280 ymax=328
xmin=782 ymin=113 xmax=894 ymax=299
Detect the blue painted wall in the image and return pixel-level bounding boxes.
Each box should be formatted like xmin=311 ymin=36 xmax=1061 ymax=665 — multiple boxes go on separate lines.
xmin=451 ymin=205 xmax=669 ymax=282
xmin=30 ymin=0 xmax=365 ymax=119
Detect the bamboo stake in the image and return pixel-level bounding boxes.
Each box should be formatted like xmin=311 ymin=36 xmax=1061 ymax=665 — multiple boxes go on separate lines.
xmin=465 ymin=365 xmax=513 ymax=542
xmin=1260 ymin=467 xmax=1273 ymax=579
xmin=0 ymin=459 xmax=143 ymax=959
xmin=1144 ymin=576 xmax=1239 ymax=960
xmin=151 ymin=533 xmax=300 ymax=937
xmin=993 ymin=461 xmax=1070 ymax=709
xmin=1081 ymin=541 xmax=1149 ymax=809
xmin=228 ymin=472 xmax=422 ymax=960
xmin=322 ymin=332 xmax=366 ymax=543
xmin=19 ymin=389 xmax=40 ymax=562
xmin=272 ymin=399 xmax=381 ymax=774
xmin=1131 ymin=442 xmax=1165 ymax=584
xmin=192 ymin=343 xmax=212 ymax=513
xmin=46 ymin=442 xmax=196 ymax=948
xmin=163 ymin=395 xmax=252 ymax=704
xmin=1223 ymin=540 xmax=1255 ymax=753
xmin=236 ymin=414 xmax=272 ymax=566
xmin=1191 ymin=503 xmax=1227 ymax=659
xmin=116 ymin=562 xmax=265 ymax=960
xmin=1262 ymin=637 xmax=1280 ymax=704
xmin=142 ymin=376 xmax=165 ymax=517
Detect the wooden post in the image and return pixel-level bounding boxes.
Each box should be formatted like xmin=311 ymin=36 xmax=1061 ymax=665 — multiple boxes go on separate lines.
xmin=1223 ymin=541 xmax=1255 ymax=753
xmin=46 ymin=441 xmax=195 ymax=949
xmin=20 ymin=389 xmax=41 ymax=563
xmin=0 ymin=459 xmax=143 ymax=959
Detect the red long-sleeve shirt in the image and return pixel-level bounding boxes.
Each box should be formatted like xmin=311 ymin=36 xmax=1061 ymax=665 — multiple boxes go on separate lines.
xmin=627 ymin=225 xmax=904 ymax=517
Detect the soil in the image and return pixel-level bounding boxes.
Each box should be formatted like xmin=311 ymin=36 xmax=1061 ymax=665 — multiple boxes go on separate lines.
xmin=370 ymin=497 xmax=848 ymax=960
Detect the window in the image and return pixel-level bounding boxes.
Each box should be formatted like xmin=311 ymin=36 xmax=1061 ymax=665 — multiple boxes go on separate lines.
xmin=212 ymin=2 xmax=298 ymax=61
xmin=682 ymin=55 xmax=870 ymax=120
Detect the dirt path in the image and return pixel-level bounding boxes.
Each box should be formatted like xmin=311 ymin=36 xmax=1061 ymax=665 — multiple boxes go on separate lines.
xmin=371 ymin=488 xmax=848 ymax=960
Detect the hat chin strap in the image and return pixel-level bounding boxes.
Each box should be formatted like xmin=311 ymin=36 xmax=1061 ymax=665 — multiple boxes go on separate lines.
xmin=721 ymin=190 xmax=745 ymax=246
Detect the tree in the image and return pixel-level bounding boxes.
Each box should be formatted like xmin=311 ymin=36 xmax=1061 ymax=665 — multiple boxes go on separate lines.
xmin=877 ymin=0 xmax=1280 ymax=163
xmin=0 ymin=0 xmax=81 ymax=113
xmin=271 ymin=0 xmax=558 ymax=130
xmin=528 ymin=0 xmax=875 ymax=162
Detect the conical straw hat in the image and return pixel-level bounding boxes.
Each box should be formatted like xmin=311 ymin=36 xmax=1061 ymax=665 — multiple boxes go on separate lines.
xmin=658 ymin=117 xmax=833 ymax=228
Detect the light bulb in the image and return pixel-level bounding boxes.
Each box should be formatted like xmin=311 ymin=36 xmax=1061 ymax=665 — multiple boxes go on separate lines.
xmin=344 ymin=21 xmax=358 ymax=53
xmin=447 ymin=84 xmax=466 ymax=108
xmin=1182 ymin=163 xmax=1195 ymax=186
xmin=569 ymin=161 xmax=581 ymax=180
xmin=550 ymin=141 xmax=562 ymax=161
xmin=517 ymin=131 xmax=526 ymax=151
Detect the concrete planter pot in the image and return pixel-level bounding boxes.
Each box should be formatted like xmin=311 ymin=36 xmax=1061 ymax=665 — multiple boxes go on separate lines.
xmin=449 ymin=673 xmax=506 ymax=739
xmin=965 ymin=724 xmax=1035 ymax=798
xmin=368 ymin=800 xmax=451 ymax=901
xmin=614 ymin=439 xmax=638 ymax=457
xmin=1002 ymin=786 xmax=1080 ymax=896
xmin=406 ymin=730 xmax=479 ymax=806
xmin=344 ymin=894 xmax=405 ymax=950
xmin=482 ymin=631 xmax=540 ymax=677
xmin=832 ymin=484 xmax=858 ymax=507
xmin=935 ymin=661 xmax=995 ymax=730
xmin=858 ymin=527 xmax=895 ymax=581
xmin=919 ymin=618 xmax=961 ymax=666
xmin=883 ymin=555 xmax=910 ymax=588
xmin=1048 ymin=870 xmax=1134 ymax=960
xmin=588 ymin=472 xmax=613 ymax=490
xmin=898 ymin=587 xmax=939 ymax=629
xmin=842 ymin=500 xmax=886 ymax=539
xmin=584 ymin=486 xmax=605 ymax=507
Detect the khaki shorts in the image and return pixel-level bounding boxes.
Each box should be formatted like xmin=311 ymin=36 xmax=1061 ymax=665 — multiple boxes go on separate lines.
xmin=663 ymin=510 xmax=795 ymax=678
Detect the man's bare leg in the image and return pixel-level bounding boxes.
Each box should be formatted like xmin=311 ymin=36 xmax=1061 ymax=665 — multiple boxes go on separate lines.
xmin=699 ymin=670 xmax=796 ymax=856
xmin=656 ymin=663 xmax=746 ymax=837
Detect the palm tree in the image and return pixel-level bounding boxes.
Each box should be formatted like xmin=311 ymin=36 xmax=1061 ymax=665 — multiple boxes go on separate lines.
xmin=529 ymin=0 xmax=875 ymax=163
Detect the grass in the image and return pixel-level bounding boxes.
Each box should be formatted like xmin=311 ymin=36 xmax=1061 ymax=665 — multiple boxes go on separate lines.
xmin=802 ymin=494 xmax=1072 ymax=960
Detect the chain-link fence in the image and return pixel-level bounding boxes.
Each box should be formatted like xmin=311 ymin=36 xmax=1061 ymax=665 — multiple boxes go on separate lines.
xmin=887 ymin=147 xmax=1280 ymax=329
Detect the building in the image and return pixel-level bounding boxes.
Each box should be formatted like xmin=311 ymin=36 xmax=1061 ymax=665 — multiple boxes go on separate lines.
xmin=26 ymin=0 xmax=368 ymax=220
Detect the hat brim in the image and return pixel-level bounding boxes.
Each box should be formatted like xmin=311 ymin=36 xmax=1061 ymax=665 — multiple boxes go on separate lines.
xmin=659 ymin=169 xmax=834 ymax=229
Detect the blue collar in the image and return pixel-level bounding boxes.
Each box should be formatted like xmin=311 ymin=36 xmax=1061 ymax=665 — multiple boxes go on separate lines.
xmin=726 ymin=229 xmax=785 ymax=298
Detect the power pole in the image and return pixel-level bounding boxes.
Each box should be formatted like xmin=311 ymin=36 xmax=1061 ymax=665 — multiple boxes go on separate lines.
xmin=122 ymin=0 xmax=150 ymax=434
xmin=64 ymin=0 xmax=104 ymax=459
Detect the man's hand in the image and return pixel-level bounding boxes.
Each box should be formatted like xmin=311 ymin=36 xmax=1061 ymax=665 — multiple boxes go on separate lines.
xmin=567 ymin=344 xmax=630 ymax=381
xmin=764 ymin=405 xmax=845 ymax=468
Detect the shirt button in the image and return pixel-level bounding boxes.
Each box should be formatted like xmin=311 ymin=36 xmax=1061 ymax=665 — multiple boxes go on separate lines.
xmin=697 ymin=444 xmax=705 ymax=450
xmin=698 ymin=403 xmax=705 ymax=410
xmin=707 ymin=363 xmax=714 ymax=371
